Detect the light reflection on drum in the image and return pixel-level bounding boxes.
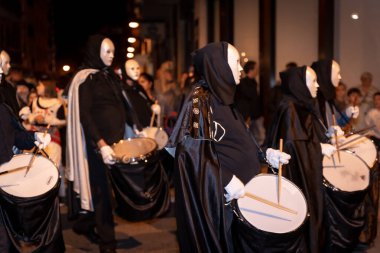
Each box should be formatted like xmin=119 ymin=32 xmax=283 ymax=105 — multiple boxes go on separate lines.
xmin=323 ymin=150 xmax=369 ymax=192
xmin=237 ymin=174 xmax=308 ymax=234
xmin=0 ymin=154 xmax=59 ymax=198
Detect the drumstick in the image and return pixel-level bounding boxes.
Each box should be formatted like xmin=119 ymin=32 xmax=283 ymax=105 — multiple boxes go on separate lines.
xmin=344 ymin=125 xmax=375 ymax=137
xmin=338 ymin=133 xmax=371 ymax=149
xmin=24 ymin=124 xmax=51 ymax=177
xmin=0 ymin=166 xmax=29 ymax=176
xmin=149 ymin=110 xmax=155 ymax=128
xmin=245 ymin=192 xmax=298 ymax=215
xmin=331 ymin=114 xmax=341 ymax=163
xmin=277 ymin=138 xmax=283 ymax=204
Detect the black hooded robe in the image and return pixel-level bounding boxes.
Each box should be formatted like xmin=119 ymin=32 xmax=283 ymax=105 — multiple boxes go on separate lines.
xmin=168 ymin=42 xmax=260 ymax=253
xmin=265 ymin=67 xmax=327 ymax=253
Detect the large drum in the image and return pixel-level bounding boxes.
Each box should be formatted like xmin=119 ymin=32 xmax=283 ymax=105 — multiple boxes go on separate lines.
xmin=110 ymin=138 xmax=170 ymax=221
xmin=0 ymin=153 xmax=64 ymax=252
xmin=323 ymin=150 xmax=368 ymax=252
xmin=232 ymin=174 xmax=308 ymax=252
xmin=142 ymin=126 xmax=169 ymax=150
xmin=343 ymin=134 xmax=380 ymax=244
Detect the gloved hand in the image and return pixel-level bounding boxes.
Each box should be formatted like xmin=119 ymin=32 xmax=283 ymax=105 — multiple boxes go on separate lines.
xmin=151 ymin=104 xmax=161 ymax=115
xmin=34 ymin=132 xmax=51 ymax=149
xmin=345 ymin=106 xmax=360 ymax=119
xmin=224 ymin=175 xmax=245 ymax=202
xmin=266 ymin=148 xmax=291 ymax=169
xmin=19 ymin=106 xmax=31 ymax=120
xmin=326 ymin=125 xmax=346 ymax=145
xmin=320 ymin=143 xmax=337 ymax=158
xmin=100 ymin=145 xmax=116 ymax=165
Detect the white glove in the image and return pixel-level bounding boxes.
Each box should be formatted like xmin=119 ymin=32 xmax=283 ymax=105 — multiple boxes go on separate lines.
xmin=151 ymin=104 xmax=161 ymax=115
xmin=345 ymin=106 xmax=359 ymax=119
xmin=34 ymin=132 xmax=51 ymax=149
xmin=320 ymin=143 xmax=337 ymax=158
xmin=100 ymin=145 xmax=116 ymax=165
xmin=266 ymin=148 xmax=291 ymax=169
xmin=135 ymin=128 xmax=148 ymax=137
xmin=19 ymin=106 xmax=31 ymax=120
xmin=326 ymin=125 xmax=346 ymax=144
xmin=224 ymin=175 xmax=245 ymax=202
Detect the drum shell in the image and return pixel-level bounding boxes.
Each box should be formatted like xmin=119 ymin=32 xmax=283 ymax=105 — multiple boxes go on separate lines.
xmin=232 ymin=200 xmax=307 ymax=253
xmin=110 ymin=151 xmax=170 ymax=221
xmin=0 ymin=180 xmax=64 ymax=252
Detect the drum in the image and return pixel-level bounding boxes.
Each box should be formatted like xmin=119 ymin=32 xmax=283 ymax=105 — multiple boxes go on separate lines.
xmin=142 ymin=126 xmax=169 ymax=150
xmin=232 ymin=174 xmax=308 ymax=252
xmin=0 ymin=153 xmax=64 ymax=252
xmin=322 ymin=150 xmax=368 ymax=252
xmin=343 ymin=134 xmax=377 ymax=169
xmin=110 ymin=138 xmax=170 ymax=221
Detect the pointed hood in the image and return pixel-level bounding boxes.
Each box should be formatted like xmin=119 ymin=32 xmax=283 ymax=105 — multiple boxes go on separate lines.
xmin=191 ymin=42 xmax=236 ymax=105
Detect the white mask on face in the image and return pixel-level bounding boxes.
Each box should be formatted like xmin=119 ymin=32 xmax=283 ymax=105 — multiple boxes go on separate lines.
xmin=331 ymin=60 xmax=342 ymax=87
xmin=0 ymin=50 xmax=11 ymax=75
xmin=306 ymin=67 xmax=319 ymax=98
xmin=227 ymin=44 xmax=243 ymax=85
xmin=100 ymin=38 xmax=115 ymax=67
xmin=125 ymin=59 xmax=141 ymax=81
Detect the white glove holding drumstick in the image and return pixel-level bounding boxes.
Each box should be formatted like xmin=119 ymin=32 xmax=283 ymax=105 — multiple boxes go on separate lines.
xmin=98 ymin=139 xmax=116 ymax=165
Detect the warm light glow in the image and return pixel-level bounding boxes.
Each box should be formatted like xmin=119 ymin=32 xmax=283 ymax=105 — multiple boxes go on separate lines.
xmin=351 ymin=13 xmax=359 ymax=20
xmin=127 ymin=53 xmax=134 ymax=58
xmin=62 ymin=65 xmax=70 ymax=72
xmin=243 ymin=58 xmax=249 ymax=63
xmin=241 ymin=52 xmax=246 ymax=57
xmin=129 ymin=22 xmax=139 ymax=28
xmin=127 ymin=47 xmax=135 ymax=53
xmin=128 ymin=37 xmax=137 ymax=43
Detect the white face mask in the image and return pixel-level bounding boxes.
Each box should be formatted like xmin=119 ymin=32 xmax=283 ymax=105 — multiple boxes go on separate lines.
xmin=227 ymin=44 xmax=243 ymax=85
xmin=331 ymin=60 xmax=342 ymax=87
xmin=100 ymin=38 xmax=115 ymax=67
xmin=125 ymin=59 xmax=141 ymax=81
xmin=306 ymin=67 xmax=319 ymax=98
xmin=0 ymin=51 xmax=11 ymax=75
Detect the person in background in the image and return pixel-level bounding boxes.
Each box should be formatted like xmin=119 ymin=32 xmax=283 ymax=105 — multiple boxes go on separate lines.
xmin=356 ymin=72 xmax=379 ymax=116
xmin=0 ymin=49 xmax=20 ymax=115
xmin=138 ymin=72 xmax=156 ymax=102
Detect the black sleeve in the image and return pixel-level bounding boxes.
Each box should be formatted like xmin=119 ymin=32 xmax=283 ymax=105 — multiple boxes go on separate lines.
xmin=79 ymin=76 xmax=102 ymax=143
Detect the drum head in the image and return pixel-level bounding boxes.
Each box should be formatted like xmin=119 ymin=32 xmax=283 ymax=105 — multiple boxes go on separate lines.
xmin=113 ymin=138 xmax=157 ymax=163
xmin=143 ymin=127 xmax=169 ymax=150
xmin=343 ymin=134 xmax=377 ymax=169
xmin=237 ymin=174 xmax=307 ymax=234
xmin=0 ymin=154 xmax=59 ymax=198
xmin=323 ymin=150 xmax=369 ymax=192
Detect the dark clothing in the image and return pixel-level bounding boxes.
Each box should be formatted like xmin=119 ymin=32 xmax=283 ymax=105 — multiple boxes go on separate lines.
xmin=267 ymin=84 xmax=284 ymax=128
xmin=79 ymin=71 xmax=127 ymax=145
xmin=265 ymin=66 xmax=328 ymax=253
xmin=0 ymin=79 xmax=20 ymax=115
xmin=169 ymin=85 xmax=260 ymax=253
xmin=234 ymin=76 xmax=261 ymax=120
xmin=122 ymin=78 xmax=154 ymax=128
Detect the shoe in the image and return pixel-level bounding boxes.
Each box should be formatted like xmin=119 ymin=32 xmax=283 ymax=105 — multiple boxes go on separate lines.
xmin=72 ymin=226 xmax=101 ymax=244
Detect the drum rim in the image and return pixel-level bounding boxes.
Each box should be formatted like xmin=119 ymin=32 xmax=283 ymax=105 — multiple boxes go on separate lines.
xmin=344 ymin=134 xmax=378 ymax=169
xmin=0 ymin=153 xmax=60 ymax=199
xmin=233 ymin=173 xmax=308 ymax=234
xmin=142 ymin=126 xmax=169 ymax=150
xmin=112 ymin=137 xmax=158 ymax=164
xmin=323 ymin=150 xmax=370 ymax=192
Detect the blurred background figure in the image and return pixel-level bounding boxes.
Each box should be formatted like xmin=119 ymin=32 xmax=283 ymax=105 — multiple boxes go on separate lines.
xmin=356 ymin=72 xmax=379 ymax=116
xmin=138 ymin=72 xmax=156 ymax=102
xmin=335 ymin=81 xmax=348 ymax=113
xmin=365 ymin=92 xmax=380 ymax=148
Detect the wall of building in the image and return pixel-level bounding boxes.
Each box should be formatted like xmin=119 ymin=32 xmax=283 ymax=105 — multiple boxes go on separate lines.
xmin=334 ymin=0 xmax=380 ymax=88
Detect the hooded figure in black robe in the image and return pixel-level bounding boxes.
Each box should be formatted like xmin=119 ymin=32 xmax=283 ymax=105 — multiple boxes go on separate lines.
xmin=168 ymin=42 xmax=261 ymax=253
xmin=265 ymin=66 xmax=328 ymax=253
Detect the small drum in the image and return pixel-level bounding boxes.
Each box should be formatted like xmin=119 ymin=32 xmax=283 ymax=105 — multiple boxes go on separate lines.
xmin=323 ymin=150 xmax=368 ymax=251
xmin=343 ymin=134 xmax=377 ymax=169
xmin=110 ymin=138 xmax=170 ymax=221
xmin=0 ymin=154 xmax=64 ymax=252
xmin=232 ymin=174 xmax=308 ymax=252
xmin=142 ymin=126 xmax=169 ymax=150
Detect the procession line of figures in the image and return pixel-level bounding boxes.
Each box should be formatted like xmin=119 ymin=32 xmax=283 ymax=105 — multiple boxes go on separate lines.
xmin=0 ymin=38 xmax=379 ymax=253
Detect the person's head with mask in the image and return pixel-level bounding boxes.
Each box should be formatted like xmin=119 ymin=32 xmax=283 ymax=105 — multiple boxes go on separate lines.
xmin=191 ymin=41 xmax=243 ymax=105
xmin=124 ymin=59 xmax=141 ymax=81
xmin=81 ymin=34 xmax=115 ymax=70
xmin=0 ymin=50 xmax=11 ymax=76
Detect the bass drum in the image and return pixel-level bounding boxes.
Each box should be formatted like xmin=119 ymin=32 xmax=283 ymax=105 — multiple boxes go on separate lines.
xmin=232 ymin=174 xmax=308 ymax=252
xmin=0 ymin=153 xmax=65 ymax=252
xmin=323 ymin=150 xmax=368 ymax=252
xmin=110 ymin=138 xmax=170 ymax=221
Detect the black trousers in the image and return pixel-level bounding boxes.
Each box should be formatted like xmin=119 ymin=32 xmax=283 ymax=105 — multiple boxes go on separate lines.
xmin=74 ymin=143 xmax=116 ymax=250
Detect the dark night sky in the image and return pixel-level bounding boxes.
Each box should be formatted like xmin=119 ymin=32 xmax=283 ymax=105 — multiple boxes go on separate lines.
xmin=53 ymin=0 xmax=126 ymax=67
